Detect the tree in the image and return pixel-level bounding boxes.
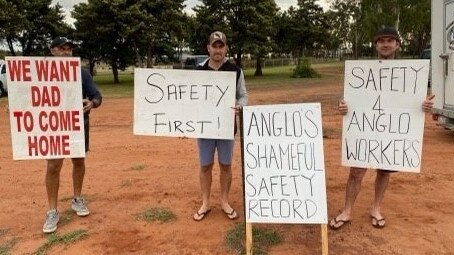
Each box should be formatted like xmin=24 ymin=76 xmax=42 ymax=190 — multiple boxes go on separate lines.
xmin=238 ymin=0 xmax=278 ymax=76
xmin=398 ymin=0 xmax=430 ymax=56
xmin=193 ymin=0 xmax=278 ymax=75
xmin=73 ymin=0 xmax=187 ymax=82
xmin=73 ymin=0 xmax=137 ymax=83
xmin=275 ymin=0 xmax=329 ymax=58
xmin=326 ymin=0 xmax=360 ymax=59
xmin=0 ymin=0 xmax=69 ymax=56
xmin=132 ymin=0 xmax=187 ymax=68
xmin=356 ymin=0 xmax=430 ymax=57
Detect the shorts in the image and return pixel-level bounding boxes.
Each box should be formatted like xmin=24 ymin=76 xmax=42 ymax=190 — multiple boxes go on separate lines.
xmin=84 ymin=122 xmax=90 ymax=152
xmin=197 ymin=138 xmax=234 ymax=166
xmin=377 ymin=169 xmax=397 ymax=173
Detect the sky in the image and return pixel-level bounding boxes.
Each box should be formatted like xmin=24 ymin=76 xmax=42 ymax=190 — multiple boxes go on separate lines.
xmin=52 ymin=0 xmax=329 ymax=24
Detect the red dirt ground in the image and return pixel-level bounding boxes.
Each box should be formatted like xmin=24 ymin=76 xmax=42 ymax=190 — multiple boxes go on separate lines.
xmin=1 ymin=65 xmax=453 ymax=254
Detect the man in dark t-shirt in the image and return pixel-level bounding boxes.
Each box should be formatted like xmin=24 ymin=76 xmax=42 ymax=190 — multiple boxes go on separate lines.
xmin=193 ymin=31 xmax=247 ymax=221
xmin=42 ymin=37 xmax=102 ymax=233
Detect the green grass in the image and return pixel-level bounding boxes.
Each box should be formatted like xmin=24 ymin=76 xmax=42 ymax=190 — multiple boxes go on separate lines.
xmin=135 ymin=207 xmax=176 ymax=223
xmin=92 ymin=61 xmax=344 ymax=98
xmin=93 ymin=71 xmax=134 ymax=98
xmin=58 ymin=209 xmax=75 ymax=226
xmin=34 ymin=229 xmax=88 ymax=255
xmin=224 ymin=223 xmax=282 ymax=255
xmin=0 ymin=237 xmax=17 ymax=255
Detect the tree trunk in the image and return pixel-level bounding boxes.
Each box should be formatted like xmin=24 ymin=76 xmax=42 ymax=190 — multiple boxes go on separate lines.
xmin=254 ymin=57 xmax=263 ymax=76
xmin=112 ymin=60 xmax=119 ymax=84
xmin=6 ymin=38 xmax=16 ymax=56
xmin=146 ymin=45 xmax=153 ymax=68
xmin=89 ymin=59 xmax=96 ymax=76
xmin=235 ymin=49 xmax=243 ymax=67
xmin=133 ymin=41 xmax=143 ymax=68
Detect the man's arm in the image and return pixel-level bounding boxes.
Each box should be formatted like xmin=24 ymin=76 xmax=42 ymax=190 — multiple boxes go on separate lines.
xmin=81 ymin=69 xmax=102 ymax=112
xmin=235 ymin=69 xmax=248 ymax=108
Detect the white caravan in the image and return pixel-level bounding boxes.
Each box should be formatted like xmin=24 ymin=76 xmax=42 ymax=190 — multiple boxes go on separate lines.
xmin=432 ymin=0 xmax=454 ymax=129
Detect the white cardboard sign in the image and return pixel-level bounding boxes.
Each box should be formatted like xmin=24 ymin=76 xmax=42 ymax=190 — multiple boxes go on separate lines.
xmin=243 ymin=103 xmax=327 ymax=224
xmin=342 ymin=60 xmax=430 ymax=172
xmin=6 ymin=56 xmax=85 ymax=160
xmin=134 ymin=68 xmax=236 ymax=139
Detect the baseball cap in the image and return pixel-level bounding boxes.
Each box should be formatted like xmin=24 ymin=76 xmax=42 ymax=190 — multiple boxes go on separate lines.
xmin=50 ymin=37 xmax=75 ymax=48
xmin=208 ymin=31 xmax=227 ymax=46
xmin=373 ymin=27 xmax=401 ymax=44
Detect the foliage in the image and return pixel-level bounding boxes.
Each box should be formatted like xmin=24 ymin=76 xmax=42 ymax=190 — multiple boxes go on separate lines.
xmin=0 ymin=229 xmax=15 ymax=255
xmin=224 ymin=223 xmax=282 ymax=255
xmin=72 ymin=0 xmax=187 ymax=82
xmin=0 ymin=0 xmax=70 ymax=56
xmin=327 ymin=0 xmax=431 ymax=58
xmin=193 ymin=0 xmax=278 ymax=74
xmin=34 ymin=230 xmax=88 ymax=255
xmin=274 ymin=0 xmax=329 ymax=58
xmin=0 ymin=0 xmax=432 ymax=78
xmin=325 ymin=0 xmax=360 ymax=58
xmin=292 ymin=58 xmax=321 ymax=78
xmin=136 ymin=208 xmax=176 ymax=223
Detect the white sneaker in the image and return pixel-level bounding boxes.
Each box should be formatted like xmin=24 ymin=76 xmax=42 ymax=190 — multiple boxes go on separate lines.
xmin=71 ymin=197 xmax=90 ymax=216
xmin=42 ymin=209 xmax=59 ymax=233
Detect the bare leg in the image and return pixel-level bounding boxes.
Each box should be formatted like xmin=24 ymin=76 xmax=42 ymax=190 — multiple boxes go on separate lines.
xmin=219 ymin=163 xmax=232 ymax=211
xmin=330 ymin=167 xmax=367 ymax=228
xmin=71 ymin=158 xmax=85 ymax=197
xmin=219 ymin=163 xmax=238 ymax=219
xmin=194 ymin=163 xmax=213 ymax=219
xmin=46 ymin=159 xmax=64 ymax=210
xmin=370 ymin=169 xmax=390 ymax=227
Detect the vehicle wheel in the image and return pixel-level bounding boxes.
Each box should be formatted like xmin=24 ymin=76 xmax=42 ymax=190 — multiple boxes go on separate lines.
xmin=0 ymin=82 xmax=5 ymax=97
xmin=0 ymin=82 xmax=4 ymax=97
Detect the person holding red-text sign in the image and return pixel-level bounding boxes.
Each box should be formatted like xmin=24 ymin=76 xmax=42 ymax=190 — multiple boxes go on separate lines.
xmin=329 ymin=27 xmax=434 ymax=230
xmin=42 ymin=37 xmax=102 ymax=233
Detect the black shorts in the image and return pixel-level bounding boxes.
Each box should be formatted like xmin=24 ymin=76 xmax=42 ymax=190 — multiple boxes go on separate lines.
xmin=84 ymin=122 xmax=90 ymax=152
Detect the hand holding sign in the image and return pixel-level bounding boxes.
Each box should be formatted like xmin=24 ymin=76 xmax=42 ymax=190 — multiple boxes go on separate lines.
xmin=341 ymin=60 xmax=430 ymax=172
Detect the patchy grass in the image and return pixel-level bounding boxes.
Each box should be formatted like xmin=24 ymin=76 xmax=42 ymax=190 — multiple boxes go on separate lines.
xmin=224 ymin=223 xmax=282 ymax=255
xmin=0 ymin=237 xmax=17 ymax=255
xmin=136 ymin=208 xmax=176 ymax=223
xmin=120 ymin=179 xmax=132 ymax=187
xmin=58 ymin=209 xmax=75 ymax=226
xmin=34 ymin=229 xmax=88 ymax=255
xmin=128 ymin=163 xmax=147 ymax=171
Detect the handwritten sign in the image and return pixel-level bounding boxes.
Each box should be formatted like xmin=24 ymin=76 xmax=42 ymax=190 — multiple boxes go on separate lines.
xmin=243 ymin=103 xmax=327 ymax=224
xmin=133 ymin=68 xmax=236 ymax=139
xmin=342 ymin=60 xmax=430 ymax=172
xmin=6 ymin=57 xmax=85 ymax=160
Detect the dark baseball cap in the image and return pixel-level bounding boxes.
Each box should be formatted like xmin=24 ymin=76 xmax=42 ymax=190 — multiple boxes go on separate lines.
xmin=50 ymin=37 xmax=75 ymax=48
xmin=208 ymin=31 xmax=227 ymax=46
xmin=373 ymin=27 xmax=401 ymax=43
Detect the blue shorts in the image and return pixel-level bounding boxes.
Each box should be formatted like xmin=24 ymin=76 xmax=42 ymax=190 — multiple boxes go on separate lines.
xmin=197 ymin=138 xmax=234 ymax=166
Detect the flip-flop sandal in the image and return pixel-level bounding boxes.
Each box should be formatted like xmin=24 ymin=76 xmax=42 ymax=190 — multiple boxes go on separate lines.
xmin=193 ymin=209 xmax=211 ymax=221
xmin=222 ymin=208 xmax=239 ymax=220
xmin=329 ymin=217 xmax=350 ymax=230
xmin=371 ymin=216 xmax=386 ymax=228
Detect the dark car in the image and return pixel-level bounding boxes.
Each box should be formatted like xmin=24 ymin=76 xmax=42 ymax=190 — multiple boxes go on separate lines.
xmin=173 ymin=55 xmax=208 ymax=69
xmin=0 ymin=61 xmax=7 ymax=97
